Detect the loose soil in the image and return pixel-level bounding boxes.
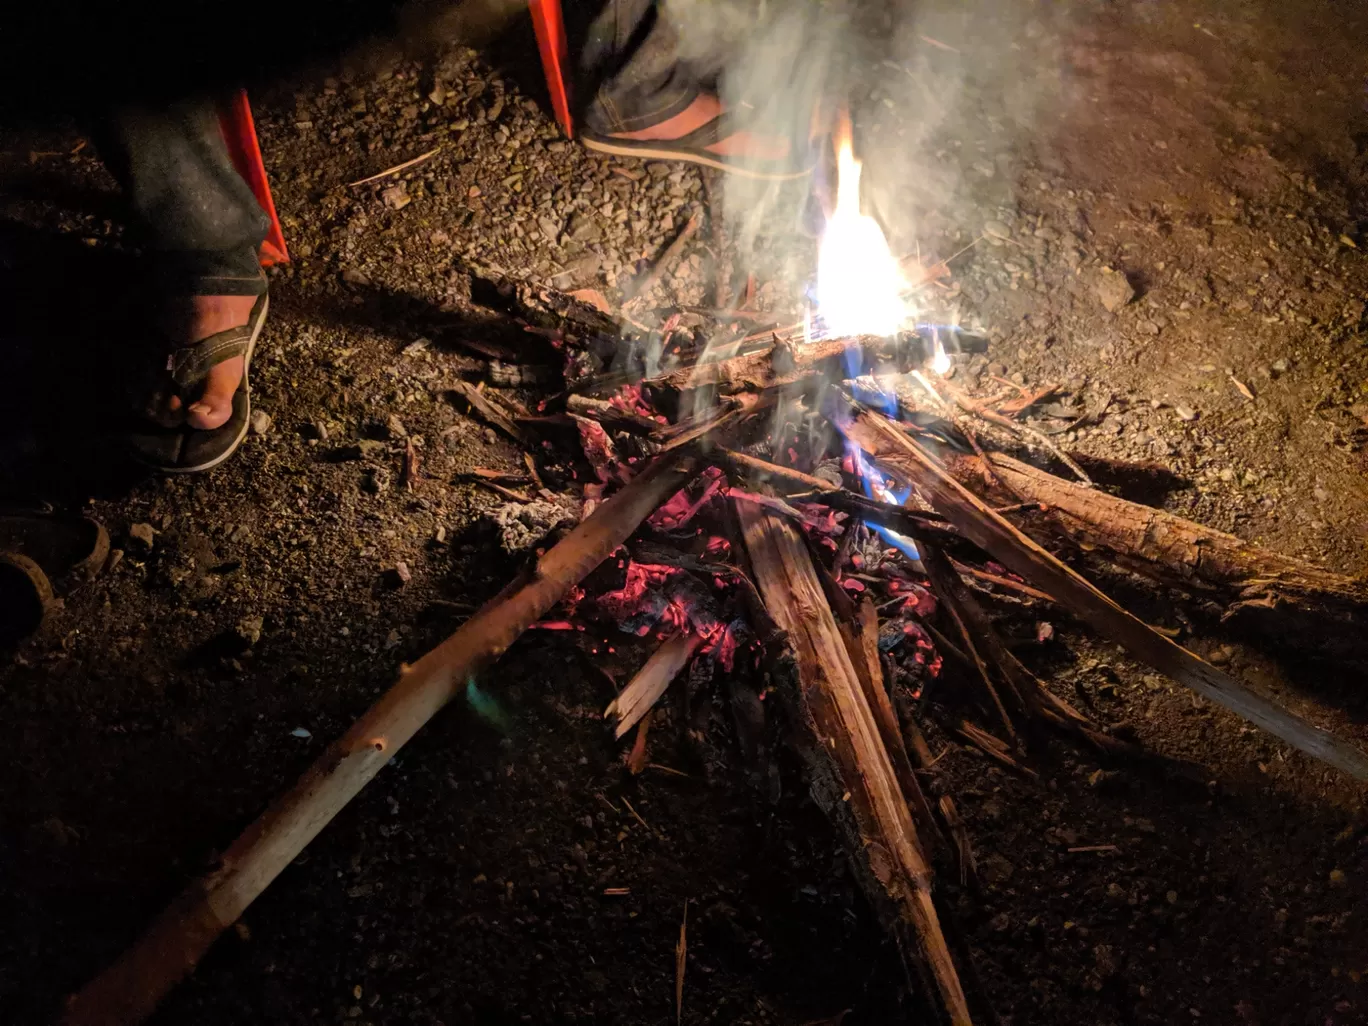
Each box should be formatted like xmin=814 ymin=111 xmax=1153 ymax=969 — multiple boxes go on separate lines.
xmin=2 ymin=1 xmax=1367 ymax=1024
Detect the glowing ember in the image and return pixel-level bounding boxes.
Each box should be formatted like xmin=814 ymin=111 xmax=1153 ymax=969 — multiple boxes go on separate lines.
xmin=817 ymin=117 xmax=910 ymax=338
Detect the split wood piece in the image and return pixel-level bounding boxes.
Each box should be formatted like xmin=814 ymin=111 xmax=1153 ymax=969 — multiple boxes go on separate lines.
xmin=654 ymin=335 xmax=879 ymax=394
xmin=956 ymin=720 xmax=1040 ymax=781
xmin=843 ymin=410 xmax=1368 ymax=779
xmin=605 ymin=633 xmax=703 ymax=739
xmin=62 ymin=453 xmax=700 ymax=1026
xmin=622 ymin=208 xmax=704 ymax=311
xmin=565 ymin=394 xmax=664 ymax=435
xmin=735 ymin=500 xmax=973 ymax=1025
xmin=817 ymin=557 xmax=944 ymax=848
xmin=448 ymin=380 xmax=537 ymax=447
xmin=942 ymin=449 xmax=1368 ymax=621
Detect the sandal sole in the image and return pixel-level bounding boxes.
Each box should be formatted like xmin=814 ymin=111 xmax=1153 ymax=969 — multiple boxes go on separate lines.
xmin=580 ymin=135 xmax=813 ymax=181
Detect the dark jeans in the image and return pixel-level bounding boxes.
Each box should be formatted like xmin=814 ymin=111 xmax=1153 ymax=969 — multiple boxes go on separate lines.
xmin=98 ymin=98 xmax=269 ymax=296
xmin=581 ymin=0 xmax=723 ymax=135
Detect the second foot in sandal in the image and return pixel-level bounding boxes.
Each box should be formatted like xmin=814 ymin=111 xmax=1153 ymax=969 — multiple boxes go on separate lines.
xmin=128 ymin=284 xmax=270 ymax=473
xmin=581 ymin=93 xmax=814 ymax=180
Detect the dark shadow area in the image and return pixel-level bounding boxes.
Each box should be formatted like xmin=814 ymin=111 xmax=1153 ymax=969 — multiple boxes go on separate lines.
xmin=0 ymin=221 xmax=154 ymax=501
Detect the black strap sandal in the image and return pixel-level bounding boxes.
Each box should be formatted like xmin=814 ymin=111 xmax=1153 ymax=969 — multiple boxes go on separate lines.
xmin=581 ymin=113 xmax=814 ymax=181
xmin=128 ymin=288 xmax=269 ymax=473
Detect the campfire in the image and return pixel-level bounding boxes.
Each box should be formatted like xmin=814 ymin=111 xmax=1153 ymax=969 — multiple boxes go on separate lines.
xmin=65 ymin=129 xmax=1368 ymax=1026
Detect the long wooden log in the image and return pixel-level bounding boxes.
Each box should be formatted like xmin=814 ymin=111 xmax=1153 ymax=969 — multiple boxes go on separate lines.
xmin=63 ymin=453 xmax=699 ymax=1026
xmin=843 ymin=409 xmax=1368 ymax=780
xmin=941 ymin=449 xmax=1368 ymax=618
xmin=735 ymin=499 xmax=973 ymax=1025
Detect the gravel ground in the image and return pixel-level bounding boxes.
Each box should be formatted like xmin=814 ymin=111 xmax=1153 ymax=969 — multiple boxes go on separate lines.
xmin=2 ymin=1 xmax=1367 ymax=1024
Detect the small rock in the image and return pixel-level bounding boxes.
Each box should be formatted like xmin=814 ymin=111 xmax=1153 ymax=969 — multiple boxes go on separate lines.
xmin=1208 ymin=645 xmax=1234 ymax=666
xmin=236 ymin=615 xmax=264 ymax=647
xmin=402 ymin=338 xmax=431 ymax=358
xmin=341 ymin=268 xmax=371 ymax=286
xmin=383 ymin=562 xmax=413 ymax=588
xmin=381 ymin=183 xmax=411 ymax=210
xmin=1097 ymin=270 xmax=1136 ymax=313
xmin=128 ymin=523 xmax=156 ymax=552
xmin=249 ymin=410 xmax=272 ymax=436
xmin=983 ymin=219 xmax=1012 ymax=242
xmin=384 ymin=628 xmax=402 ymax=650
xmin=290 ymin=727 xmax=312 ymax=739
xmin=980 ymin=854 xmax=1014 ymax=886
xmin=1329 ymin=868 xmax=1347 ymax=887
xmin=1175 ymin=405 xmax=1198 ymax=422
xmin=1271 ymin=358 xmax=1289 ymax=375
xmin=385 ymin=414 xmax=408 ymax=439
xmin=482 ymin=428 xmax=499 ymax=445
xmin=302 ymin=421 xmax=329 ymax=442
xmin=104 ymin=548 xmax=124 ymax=573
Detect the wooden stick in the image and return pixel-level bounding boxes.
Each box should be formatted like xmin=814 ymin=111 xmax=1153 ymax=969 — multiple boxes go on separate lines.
xmin=843 ymin=409 xmax=1368 ymax=779
xmin=735 ymin=500 xmax=974 ymax=1025
xmin=62 ymin=453 xmax=700 ymax=1026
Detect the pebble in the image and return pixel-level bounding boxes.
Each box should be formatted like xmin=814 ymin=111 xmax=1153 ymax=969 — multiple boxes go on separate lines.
xmin=983 ymin=219 xmax=1012 ymax=242
xmin=236 ymin=615 xmax=264 ymax=647
xmin=1097 ymin=270 xmax=1136 ymax=313
xmin=381 ymin=184 xmax=411 ymax=210
xmin=249 ymin=410 xmax=273 ymax=436
xmin=128 ymin=523 xmax=155 ymax=551
xmin=1175 ymin=405 xmax=1198 ymax=422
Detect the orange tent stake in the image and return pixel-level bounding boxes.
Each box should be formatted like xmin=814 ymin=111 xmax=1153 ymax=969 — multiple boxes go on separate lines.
xmin=529 ymin=0 xmax=574 ymax=138
xmin=218 ymin=90 xmax=289 ymax=267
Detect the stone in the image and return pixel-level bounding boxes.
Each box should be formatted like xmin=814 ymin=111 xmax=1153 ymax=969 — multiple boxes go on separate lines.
xmin=1175 ymin=405 xmax=1198 ymax=422
xmin=249 ymin=410 xmax=273 ymax=436
xmin=128 ymin=523 xmax=155 ymax=551
xmin=236 ymin=615 xmax=264 ymax=647
xmin=1097 ymin=270 xmax=1136 ymax=313
xmin=980 ymin=854 xmax=1014 ymax=886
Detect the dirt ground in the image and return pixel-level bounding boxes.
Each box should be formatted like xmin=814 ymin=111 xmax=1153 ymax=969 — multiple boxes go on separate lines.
xmin=2 ymin=0 xmax=1368 ymax=1024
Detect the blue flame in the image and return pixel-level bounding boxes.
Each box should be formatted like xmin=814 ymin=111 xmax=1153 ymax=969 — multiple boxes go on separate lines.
xmin=845 ymin=442 xmax=921 ymax=562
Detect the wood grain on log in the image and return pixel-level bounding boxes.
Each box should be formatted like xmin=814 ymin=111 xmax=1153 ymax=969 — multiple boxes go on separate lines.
xmin=736 ymin=498 xmax=974 ymax=1025
xmin=942 ymin=450 xmax=1368 ymax=617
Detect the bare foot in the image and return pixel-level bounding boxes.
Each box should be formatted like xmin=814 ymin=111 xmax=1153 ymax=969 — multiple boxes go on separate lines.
xmin=610 ymin=94 xmax=790 ymax=162
xmin=161 ymin=295 xmax=255 ymax=430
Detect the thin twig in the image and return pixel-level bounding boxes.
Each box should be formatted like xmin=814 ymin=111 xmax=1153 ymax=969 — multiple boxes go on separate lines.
xmin=347 ymin=146 xmax=441 ymax=187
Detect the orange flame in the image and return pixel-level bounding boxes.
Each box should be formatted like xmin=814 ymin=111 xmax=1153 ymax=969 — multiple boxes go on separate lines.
xmin=816 ymin=111 xmax=910 ymax=339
